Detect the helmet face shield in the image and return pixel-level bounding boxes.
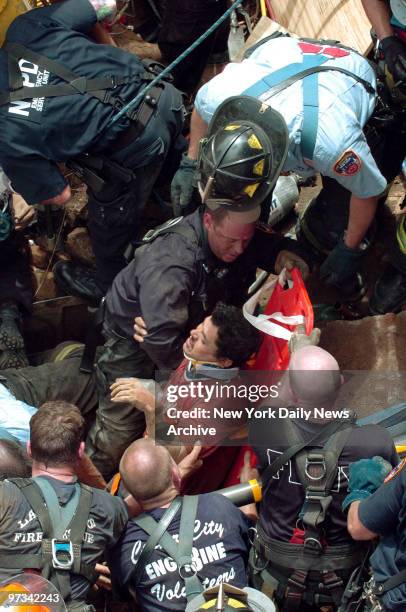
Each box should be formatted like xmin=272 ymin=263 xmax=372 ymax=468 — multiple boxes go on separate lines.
xmin=198 ymin=96 xmax=289 ymax=212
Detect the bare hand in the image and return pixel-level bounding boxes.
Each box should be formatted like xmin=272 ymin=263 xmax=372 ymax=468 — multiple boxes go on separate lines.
xmin=275 ymin=250 xmax=310 ymax=280
xmin=95 ymin=562 xmax=112 ymax=591
xmin=110 ymin=377 xmax=154 ymax=410
xmin=178 ymin=444 xmax=203 ymax=480
xmin=288 ymin=324 xmax=321 ymax=354
xmin=239 ymin=450 xmax=258 ymax=484
xmin=133 ymin=316 xmax=148 ymax=343
xmin=11 ymin=193 xmax=36 ymax=231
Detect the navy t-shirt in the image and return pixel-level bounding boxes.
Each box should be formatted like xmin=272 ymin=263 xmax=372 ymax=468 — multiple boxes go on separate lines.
xmin=108 ymin=493 xmax=250 ymax=612
xmin=0 ymin=0 xmax=150 ymax=203
xmin=250 ymin=417 xmax=398 ymax=544
xmin=359 ymin=459 xmax=406 ymax=610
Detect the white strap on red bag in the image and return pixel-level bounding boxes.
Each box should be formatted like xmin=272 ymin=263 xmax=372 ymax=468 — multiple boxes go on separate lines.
xmin=243 ymin=269 xmax=305 ymax=341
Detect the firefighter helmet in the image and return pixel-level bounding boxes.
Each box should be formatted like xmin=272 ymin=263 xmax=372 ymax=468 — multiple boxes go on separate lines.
xmin=186 ymin=582 xmax=275 ymax=612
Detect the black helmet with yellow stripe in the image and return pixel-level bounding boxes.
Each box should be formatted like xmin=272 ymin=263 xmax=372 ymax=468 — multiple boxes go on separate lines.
xmin=185 ymin=582 xmax=275 ymax=612
xmin=198 ymin=96 xmax=289 ymax=214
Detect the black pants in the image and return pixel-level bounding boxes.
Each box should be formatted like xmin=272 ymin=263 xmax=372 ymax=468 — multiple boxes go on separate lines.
xmin=0 ymin=231 xmax=33 ymax=313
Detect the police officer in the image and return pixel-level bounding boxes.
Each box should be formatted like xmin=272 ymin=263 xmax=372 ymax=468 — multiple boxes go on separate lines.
xmin=0 ymin=0 xmax=184 ymax=302
xmin=85 ymin=96 xmax=312 ymax=478
xmin=171 ymin=34 xmax=405 ymax=303
xmin=361 ymin=0 xmax=406 ymax=313
xmin=344 ymin=456 xmax=406 ymax=610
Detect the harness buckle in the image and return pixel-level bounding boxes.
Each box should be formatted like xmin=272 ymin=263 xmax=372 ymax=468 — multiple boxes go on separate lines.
xmin=305 ymin=453 xmax=326 ymax=480
xmin=303 ymin=537 xmax=323 ymax=554
xmin=51 ymin=538 xmax=74 ymax=570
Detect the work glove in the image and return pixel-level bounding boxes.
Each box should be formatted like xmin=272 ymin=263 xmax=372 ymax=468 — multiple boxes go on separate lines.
xmin=170 ymin=153 xmax=198 ymax=216
xmin=288 ymin=324 xmax=321 ymax=354
xmin=320 ymin=237 xmax=364 ymax=287
xmin=380 ymin=35 xmax=406 ymax=83
xmin=274 ymin=250 xmax=310 ymax=280
xmin=342 ymin=456 xmax=392 ymax=511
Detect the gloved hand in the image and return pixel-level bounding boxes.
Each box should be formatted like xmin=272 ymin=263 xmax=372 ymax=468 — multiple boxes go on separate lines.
xmin=170 ymin=153 xmax=198 ymax=215
xmin=274 ymin=250 xmax=310 ymax=280
xmin=381 ymin=35 xmax=406 ymax=83
xmin=342 ymin=456 xmax=392 ymax=511
xmin=320 ymin=237 xmax=364 ymax=287
xmin=288 ymin=324 xmax=321 ymax=354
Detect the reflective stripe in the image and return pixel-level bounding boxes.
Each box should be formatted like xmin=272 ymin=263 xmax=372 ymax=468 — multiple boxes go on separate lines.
xmin=249 ymin=479 xmax=262 ymax=503
xmin=396 ymin=214 xmax=406 ymax=254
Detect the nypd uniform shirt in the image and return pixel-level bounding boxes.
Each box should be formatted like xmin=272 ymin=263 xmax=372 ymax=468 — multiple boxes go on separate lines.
xmin=0 ymin=475 xmax=128 ymax=600
xmin=359 ymin=458 xmax=406 ymax=610
xmin=195 ymin=36 xmax=387 ymax=199
xmin=0 ymin=0 xmax=162 ymax=204
xmin=108 ymin=493 xmax=250 ymax=612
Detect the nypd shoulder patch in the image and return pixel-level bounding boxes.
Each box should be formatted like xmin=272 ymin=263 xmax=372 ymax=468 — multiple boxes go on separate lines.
xmin=333 ymin=150 xmax=362 ymax=176
xmin=384 ymin=457 xmax=406 ymax=483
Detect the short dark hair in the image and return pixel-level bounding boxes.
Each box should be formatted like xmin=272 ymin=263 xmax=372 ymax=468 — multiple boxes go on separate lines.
xmin=30 ymin=401 xmax=85 ymax=467
xmin=211 ymin=302 xmax=262 ymax=366
xmin=0 ymin=439 xmax=30 ymax=480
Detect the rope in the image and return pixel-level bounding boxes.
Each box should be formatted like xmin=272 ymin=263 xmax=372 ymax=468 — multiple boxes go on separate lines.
xmin=107 ymin=0 xmax=244 ymax=127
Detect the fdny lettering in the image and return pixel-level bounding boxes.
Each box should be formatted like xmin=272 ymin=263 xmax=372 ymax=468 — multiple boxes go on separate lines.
xmin=8 ymin=59 xmax=50 ymax=121
xmin=333 ymin=150 xmax=362 ymax=176
xmin=298 ymin=41 xmax=350 ymax=58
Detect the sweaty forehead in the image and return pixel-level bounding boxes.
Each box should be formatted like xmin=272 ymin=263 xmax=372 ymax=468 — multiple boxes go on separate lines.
xmin=216 ymin=216 xmax=255 ymax=240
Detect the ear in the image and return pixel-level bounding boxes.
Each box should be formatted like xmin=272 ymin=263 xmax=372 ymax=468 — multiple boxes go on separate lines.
xmin=203 ymin=211 xmax=212 ymax=231
xmin=26 ymin=441 xmax=32 ymax=459
xmin=77 ymin=441 xmax=85 ymax=460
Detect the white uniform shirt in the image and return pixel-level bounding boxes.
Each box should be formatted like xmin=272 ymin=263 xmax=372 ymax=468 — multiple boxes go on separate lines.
xmin=0 ymin=383 xmax=36 ymax=445
xmin=195 ymin=36 xmax=387 ymax=198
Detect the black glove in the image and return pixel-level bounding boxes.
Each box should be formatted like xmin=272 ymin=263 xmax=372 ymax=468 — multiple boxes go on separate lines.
xmin=170 ymin=153 xmax=198 ymax=216
xmin=320 ymin=237 xmax=364 ymax=287
xmin=380 ymin=35 xmax=406 ymax=83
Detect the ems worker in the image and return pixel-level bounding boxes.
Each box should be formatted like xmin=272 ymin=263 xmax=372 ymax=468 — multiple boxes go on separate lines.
xmin=85 ymin=97 xmax=312 ymax=478
xmin=0 ymin=167 xmax=35 ymax=369
xmin=345 ymin=455 xmax=406 ymax=610
xmin=361 ymin=0 xmax=406 ymax=314
xmin=248 ymin=346 xmax=399 ymax=611
xmin=0 ymin=0 xmax=184 ymax=301
xmin=171 ymin=35 xmax=404 ymax=302
xmin=108 ymin=437 xmax=251 ymax=612
xmin=0 ymin=400 xmax=128 ymax=611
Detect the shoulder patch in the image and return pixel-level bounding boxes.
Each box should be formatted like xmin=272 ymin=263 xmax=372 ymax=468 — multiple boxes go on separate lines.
xmin=333 ymin=150 xmax=362 ymax=176
xmin=384 ymin=457 xmax=406 ymax=483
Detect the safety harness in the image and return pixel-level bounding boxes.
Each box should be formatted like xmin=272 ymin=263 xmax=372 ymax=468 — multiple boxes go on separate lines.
xmin=130 ymin=495 xmax=203 ymax=603
xmin=251 ymin=417 xmax=370 ymax=611
xmin=243 ymin=34 xmax=376 ymax=161
xmin=0 ymin=477 xmax=97 ymax=608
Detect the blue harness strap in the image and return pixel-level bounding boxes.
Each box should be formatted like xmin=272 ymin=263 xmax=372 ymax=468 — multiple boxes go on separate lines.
xmin=243 ymin=54 xmax=330 ymax=161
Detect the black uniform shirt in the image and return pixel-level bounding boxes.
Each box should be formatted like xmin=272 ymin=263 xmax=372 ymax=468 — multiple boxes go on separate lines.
xmin=108 ymin=493 xmax=250 ymax=612
xmin=359 ymin=458 xmax=406 ymax=610
xmin=0 ymin=0 xmax=153 ymax=203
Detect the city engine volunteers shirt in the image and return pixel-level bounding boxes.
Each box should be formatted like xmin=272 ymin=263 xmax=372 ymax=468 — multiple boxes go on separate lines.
xmin=358 ymin=458 xmax=406 ymax=610
xmin=0 ymin=475 xmax=128 ymax=600
xmin=195 ymin=35 xmax=387 ymax=198
xmin=108 ymin=493 xmax=250 ymax=611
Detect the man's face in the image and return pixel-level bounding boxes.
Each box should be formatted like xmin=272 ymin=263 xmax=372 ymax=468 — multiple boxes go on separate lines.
xmin=204 ymin=213 xmax=255 ymax=263
xmin=183 ymin=316 xmax=220 ymax=363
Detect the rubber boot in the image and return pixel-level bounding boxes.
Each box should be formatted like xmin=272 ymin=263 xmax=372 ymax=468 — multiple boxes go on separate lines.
xmin=0 ymin=301 xmax=29 ymax=369
xmin=53 ymin=261 xmax=104 ymax=305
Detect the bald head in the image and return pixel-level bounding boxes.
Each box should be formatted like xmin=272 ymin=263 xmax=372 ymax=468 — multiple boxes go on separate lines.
xmin=119 ymin=438 xmax=174 ymax=502
xmin=289 ymin=346 xmax=342 ymax=406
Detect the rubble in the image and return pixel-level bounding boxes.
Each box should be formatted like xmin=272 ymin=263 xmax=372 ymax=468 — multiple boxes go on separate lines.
xmin=66 ymin=227 xmax=96 ymax=268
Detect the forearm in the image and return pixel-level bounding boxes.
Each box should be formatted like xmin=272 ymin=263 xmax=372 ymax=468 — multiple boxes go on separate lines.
xmin=361 ymin=0 xmax=394 ymax=40
xmin=345 ymin=195 xmax=378 ymax=249
xmin=89 ymin=22 xmax=116 ymax=46
xmin=347 ymin=501 xmax=378 ymax=540
xmin=187 ymin=109 xmax=209 ymax=159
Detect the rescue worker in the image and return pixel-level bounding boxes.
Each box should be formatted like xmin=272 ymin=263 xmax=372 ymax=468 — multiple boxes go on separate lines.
xmin=345 ymin=456 xmax=406 ymax=610
xmin=108 ymin=437 xmax=251 ymax=612
xmin=0 ymin=0 xmax=184 ymax=301
xmin=171 ymin=37 xmax=405 ymax=303
xmin=0 ymin=400 xmax=128 ymax=610
xmin=361 ymin=0 xmax=406 ymax=313
xmin=85 ymin=100 xmax=311 ymax=478
xmin=109 ymin=302 xmax=262 ymax=494
xmin=0 ymin=167 xmax=35 ymax=369
xmin=248 ymin=346 xmax=399 ymax=611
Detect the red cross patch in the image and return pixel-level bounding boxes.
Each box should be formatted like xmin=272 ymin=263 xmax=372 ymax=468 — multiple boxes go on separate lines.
xmin=298 ymin=42 xmax=350 ymax=58
xmin=384 ymin=457 xmax=406 ymax=483
xmin=333 ymin=150 xmax=362 ymax=176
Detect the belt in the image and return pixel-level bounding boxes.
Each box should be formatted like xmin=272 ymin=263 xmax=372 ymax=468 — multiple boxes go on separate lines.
xmin=109 ymin=84 xmax=164 ymax=154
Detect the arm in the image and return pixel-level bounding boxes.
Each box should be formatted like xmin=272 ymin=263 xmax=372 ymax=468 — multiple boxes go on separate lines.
xmin=361 ymin=0 xmax=394 ymax=40
xmin=346 ymin=194 xmax=379 ymax=249
xmin=347 ymin=501 xmax=378 ymax=540
xmin=187 ymin=109 xmax=209 ymax=160
xmin=40 ymin=184 xmax=72 ymax=206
